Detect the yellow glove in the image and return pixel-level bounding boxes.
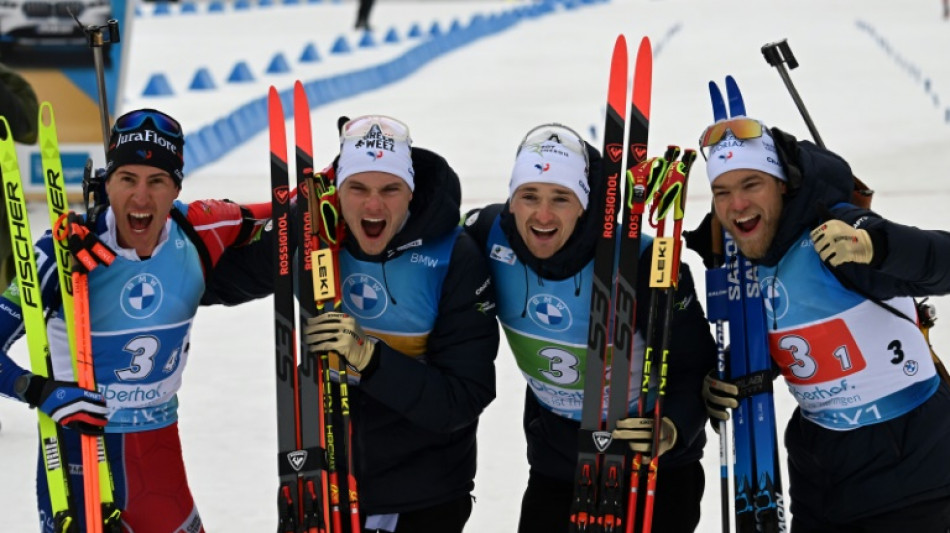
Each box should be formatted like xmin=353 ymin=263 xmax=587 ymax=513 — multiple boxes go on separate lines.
xmin=810 ymin=219 xmax=874 ymax=266
xmin=612 ymin=417 xmax=677 ymax=459
xmin=304 ymin=312 xmax=377 ymax=371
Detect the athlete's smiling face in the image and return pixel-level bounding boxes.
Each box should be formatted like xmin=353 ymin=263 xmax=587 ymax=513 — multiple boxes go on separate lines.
xmin=106 ymin=164 xmax=180 ymax=258
xmin=711 ymin=168 xmax=786 ymax=259
xmin=509 ymin=183 xmax=585 ymax=259
xmin=338 ymin=171 xmax=412 ymax=256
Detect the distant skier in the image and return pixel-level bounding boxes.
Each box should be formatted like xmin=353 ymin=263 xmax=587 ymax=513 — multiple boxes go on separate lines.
xmin=696 ymin=115 xmax=950 ymax=531
xmin=0 ymin=108 xmax=269 ymax=532
xmin=463 ymin=123 xmax=716 ymax=532
xmin=355 ymin=0 xmax=375 ymax=30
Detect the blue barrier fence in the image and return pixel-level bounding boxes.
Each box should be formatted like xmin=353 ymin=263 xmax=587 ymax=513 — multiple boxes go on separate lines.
xmin=136 ymin=0 xmax=607 ymax=175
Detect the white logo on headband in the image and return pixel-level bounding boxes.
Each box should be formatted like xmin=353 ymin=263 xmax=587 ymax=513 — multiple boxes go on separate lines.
xmin=113 ymin=129 xmax=179 ymax=155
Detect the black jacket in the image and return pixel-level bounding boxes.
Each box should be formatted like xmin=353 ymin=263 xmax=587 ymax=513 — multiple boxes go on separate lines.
xmin=757 ymin=135 xmax=950 ymax=523
xmin=464 ymin=143 xmax=716 ymax=482
xmin=204 ymin=147 xmax=499 ymax=514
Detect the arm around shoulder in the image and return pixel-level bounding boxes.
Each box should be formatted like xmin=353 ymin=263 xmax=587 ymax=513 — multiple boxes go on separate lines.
xmin=830 ymin=206 xmax=950 ymax=295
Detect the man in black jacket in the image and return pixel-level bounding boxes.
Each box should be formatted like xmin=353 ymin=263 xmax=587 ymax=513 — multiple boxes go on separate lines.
xmin=698 ymin=116 xmax=950 ymax=531
xmin=464 ymin=123 xmax=716 ymax=533
xmin=208 ymin=115 xmax=498 ymax=533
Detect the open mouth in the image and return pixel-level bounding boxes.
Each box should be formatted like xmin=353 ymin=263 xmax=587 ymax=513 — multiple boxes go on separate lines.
xmin=129 ymin=212 xmax=153 ymax=233
xmin=530 ymin=226 xmax=557 ymax=240
xmin=362 ymin=218 xmax=386 ymax=238
xmin=734 ymin=215 xmax=760 ymax=234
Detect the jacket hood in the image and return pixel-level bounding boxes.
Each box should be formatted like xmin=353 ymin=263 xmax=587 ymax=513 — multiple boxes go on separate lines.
xmin=499 ymin=142 xmax=604 ymax=280
xmin=337 ymin=146 xmax=462 ymax=261
xmin=759 ymin=140 xmax=855 ymax=266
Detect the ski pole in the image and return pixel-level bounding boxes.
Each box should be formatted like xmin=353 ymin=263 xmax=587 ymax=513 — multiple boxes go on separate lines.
xmin=627 ymin=146 xmax=678 ymax=533
xmin=709 ymin=217 xmax=731 ymax=533
xmin=640 ymin=150 xmax=694 ymax=533
xmin=311 ymin=172 xmax=362 ymax=533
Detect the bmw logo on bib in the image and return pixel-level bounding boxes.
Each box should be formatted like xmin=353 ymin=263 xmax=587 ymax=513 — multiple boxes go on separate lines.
xmin=344 ymin=274 xmax=387 ymax=320
xmin=120 ymin=273 xmax=164 ymax=319
xmin=760 ymin=276 xmax=789 ymax=321
xmin=528 ymin=294 xmax=572 ymax=332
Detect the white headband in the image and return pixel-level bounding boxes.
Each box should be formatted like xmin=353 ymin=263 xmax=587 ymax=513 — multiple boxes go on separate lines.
xmin=337 ymin=115 xmax=415 ymax=190
xmin=705 ymin=121 xmax=787 ymax=184
xmin=509 ymin=124 xmax=590 ymax=209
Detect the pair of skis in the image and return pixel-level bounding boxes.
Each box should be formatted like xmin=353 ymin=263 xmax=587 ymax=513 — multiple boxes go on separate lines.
xmin=268 ymin=81 xmax=360 ymax=533
xmin=704 ymin=77 xmax=787 ymax=533
xmin=568 ymin=34 xmax=695 ymax=533
xmin=1 ymin=105 xmax=119 ymax=532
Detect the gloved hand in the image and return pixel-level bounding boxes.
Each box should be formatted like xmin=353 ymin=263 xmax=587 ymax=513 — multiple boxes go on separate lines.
xmin=17 ymin=373 xmax=108 ymax=435
xmin=703 ymin=371 xmax=739 ymax=428
xmin=611 ymin=417 xmax=677 ymax=459
xmin=810 ymin=219 xmax=874 ymax=267
xmin=304 ymin=312 xmax=377 ymax=372
xmin=63 ymin=212 xmax=115 ymax=273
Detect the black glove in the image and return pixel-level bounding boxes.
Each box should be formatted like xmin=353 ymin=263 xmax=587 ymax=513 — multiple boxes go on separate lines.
xmin=18 ymin=373 xmax=108 ymax=435
xmin=703 ymin=367 xmax=777 ymax=433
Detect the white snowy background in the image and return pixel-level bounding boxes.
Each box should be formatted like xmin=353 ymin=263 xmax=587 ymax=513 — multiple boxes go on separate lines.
xmin=3 ymin=0 xmax=950 ymax=530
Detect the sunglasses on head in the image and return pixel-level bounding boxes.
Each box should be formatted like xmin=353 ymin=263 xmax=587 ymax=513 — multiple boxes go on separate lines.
xmin=113 ymin=109 xmax=183 ymax=139
xmin=342 ymin=115 xmax=411 ymax=141
xmin=698 ymin=117 xmax=765 ymax=147
xmin=698 ymin=117 xmax=766 ymax=160
xmin=516 ymin=123 xmax=590 ymax=173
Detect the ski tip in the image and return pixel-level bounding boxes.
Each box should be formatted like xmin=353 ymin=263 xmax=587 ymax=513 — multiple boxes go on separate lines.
xmin=612 ymin=34 xmax=628 ymax=66
xmin=608 ymin=35 xmax=629 ymax=119
xmin=725 ymin=75 xmax=747 ymax=118
xmin=636 ymin=36 xmax=652 ymax=58
xmin=294 ymin=81 xmax=310 ymax=111
xmin=708 ymin=81 xmax=727 ymax=122
xmin=632 ymin=36 xmax=652 ymax=121
xmin=615 ymin=33 xmax=627 ymax=50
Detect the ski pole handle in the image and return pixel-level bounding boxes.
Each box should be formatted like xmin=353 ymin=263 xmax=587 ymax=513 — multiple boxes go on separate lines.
xmin=761 ymin=39 xmax=825 ymax=148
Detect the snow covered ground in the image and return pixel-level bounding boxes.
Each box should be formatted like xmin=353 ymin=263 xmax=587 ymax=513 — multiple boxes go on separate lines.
xmin=2 ymin=0 xmax=950 ymax=530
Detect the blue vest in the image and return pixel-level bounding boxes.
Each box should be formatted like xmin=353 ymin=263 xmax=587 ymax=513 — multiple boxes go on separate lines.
xmin=76 ymin=203 xmax=204 ymax=432
xmin=485 ymin=217 xmax=649 ymax=421
xmin=759 ymin=230 xmax=938 ymax=430
xmin=339 ymin=228 xmax=460 ymax=358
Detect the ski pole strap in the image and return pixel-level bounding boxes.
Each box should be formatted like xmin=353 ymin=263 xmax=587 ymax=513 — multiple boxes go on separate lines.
xmin=311 ymin=173 xmax=344 ymax=248
xmin=655 ymin=149 xmax=696 ymax=223
xmin=731 ymin=369 xmax=774 ymax=400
